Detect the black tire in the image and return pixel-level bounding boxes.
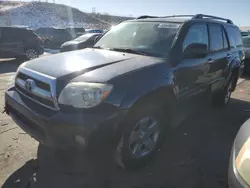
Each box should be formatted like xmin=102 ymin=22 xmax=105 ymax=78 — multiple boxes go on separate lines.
xmin=116 ymin=104 xmax=167 ymax=169
xmin=25 ymin=48 xmax=39 ymax=60
xmin=211 ymin=76 xmax=234 ymax=107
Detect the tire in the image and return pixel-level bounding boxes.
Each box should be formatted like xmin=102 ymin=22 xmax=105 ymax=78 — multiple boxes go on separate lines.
xmin=25 ymin=48 xmax=39 ymax=60
xmin=211 ymin=76 xmax=234 ymax=107
xmin=116 ymin=104 xmax=167 ymax=169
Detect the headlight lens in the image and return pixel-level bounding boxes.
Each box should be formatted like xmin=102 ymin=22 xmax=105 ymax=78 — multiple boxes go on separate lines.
xmin=236 ymin=137 xmax=250 ymax=184
xmin=58 ymin=82 xmax=113 ymax=108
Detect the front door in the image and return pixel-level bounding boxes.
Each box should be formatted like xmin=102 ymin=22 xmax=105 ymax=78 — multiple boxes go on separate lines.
xmin=174 ymin=23 xmax=210 ymax=100
xmin=0 ymin=28 xmax=24 ymax=58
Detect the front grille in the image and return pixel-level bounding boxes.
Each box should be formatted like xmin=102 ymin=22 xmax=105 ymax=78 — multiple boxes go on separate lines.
xmin=16 ymin=84 xmax=55 ymax=108
xmin=15 ymin=67 xmax=59 ymax=111
xmin=17 ymin=72 xmax=51 ymax=91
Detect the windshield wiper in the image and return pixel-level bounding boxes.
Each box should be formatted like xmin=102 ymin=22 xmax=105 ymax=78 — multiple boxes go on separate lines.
xmin=108 ymin=48 xmax=147 ymax=55
xmin=92 ymin=46 xmax=105 ymax=49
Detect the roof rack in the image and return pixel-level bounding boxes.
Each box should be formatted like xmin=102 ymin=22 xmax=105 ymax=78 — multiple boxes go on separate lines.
xmin=136 ymin=14 xmax=233 ymax=24
xmin=193 ymin=14 xmax=233 ymax=24
xmin=136 ymin=15 xmax=159 ymax=19
xmin=164 ymin=15 xmax=194 ymax=18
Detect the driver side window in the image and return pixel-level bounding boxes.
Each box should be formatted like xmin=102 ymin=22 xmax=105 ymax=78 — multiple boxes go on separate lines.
xmin=183 ymin=24 xmax=208 ymax=52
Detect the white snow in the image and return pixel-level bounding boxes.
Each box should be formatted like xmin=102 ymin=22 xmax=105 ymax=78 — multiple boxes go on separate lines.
xmin=0 ymin=2 xmax=116 ymax=29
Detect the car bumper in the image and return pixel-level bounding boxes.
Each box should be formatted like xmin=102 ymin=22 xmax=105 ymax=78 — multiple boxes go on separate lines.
xmin=5 ymin=87 xmax=126 ymax=149
xmin=229 ymin=147 xmax=246 ymax=188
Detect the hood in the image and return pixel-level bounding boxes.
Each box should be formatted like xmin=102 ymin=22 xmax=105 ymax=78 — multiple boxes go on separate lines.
xmin=61 ymin=40 xmax=80 ymax=47
xmin=23 ymin=48 xmax=165 ymax=84
xmin=23 ymin=48 xmax=144 ymax=78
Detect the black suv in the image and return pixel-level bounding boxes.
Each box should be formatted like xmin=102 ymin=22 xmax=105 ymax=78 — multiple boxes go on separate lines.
xmin=5 ymin=14 xmax=244 ymax=168
xmin=0 ymin=27 xmax=44 ymax=60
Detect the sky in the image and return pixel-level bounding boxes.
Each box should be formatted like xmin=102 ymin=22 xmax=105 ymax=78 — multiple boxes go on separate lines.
xmin=23 ymin=0 xmax=250 ymax=26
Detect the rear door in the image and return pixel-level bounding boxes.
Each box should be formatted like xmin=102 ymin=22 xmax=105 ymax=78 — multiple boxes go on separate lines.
xmin=0 ymin=28 xmax=25 ymax=57
xmin=207 ymin=23 xmax=230 ymax=92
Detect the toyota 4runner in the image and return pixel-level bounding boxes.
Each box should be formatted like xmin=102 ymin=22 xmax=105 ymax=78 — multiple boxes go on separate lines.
xmin=5 ymin=14 xmax=244 ymax=168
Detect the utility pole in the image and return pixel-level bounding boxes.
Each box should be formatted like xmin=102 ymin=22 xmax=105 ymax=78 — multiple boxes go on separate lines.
xmin=92 ymin=7 xmax=96 ymax=14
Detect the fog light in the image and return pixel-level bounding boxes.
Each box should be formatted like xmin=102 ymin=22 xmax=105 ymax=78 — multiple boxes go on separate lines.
xmin=75 ymin=135 xmax=86 ymax=146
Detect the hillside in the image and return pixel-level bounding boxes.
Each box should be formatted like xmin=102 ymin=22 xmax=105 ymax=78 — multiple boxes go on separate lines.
xmin=0 ymin=1 xmax=132 ymax=29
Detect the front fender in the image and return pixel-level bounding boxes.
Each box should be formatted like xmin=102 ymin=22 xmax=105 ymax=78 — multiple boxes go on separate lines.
xmin=119 ymin=77 xmax=177 ymax=109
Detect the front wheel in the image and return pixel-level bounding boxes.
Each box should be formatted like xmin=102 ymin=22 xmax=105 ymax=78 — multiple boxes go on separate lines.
xmin=116 ymin=105 xmax=166 ymax=169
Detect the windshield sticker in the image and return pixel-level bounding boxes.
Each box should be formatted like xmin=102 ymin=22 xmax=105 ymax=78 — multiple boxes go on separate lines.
xmin=158 ymin=23 xmax=180 ymax=29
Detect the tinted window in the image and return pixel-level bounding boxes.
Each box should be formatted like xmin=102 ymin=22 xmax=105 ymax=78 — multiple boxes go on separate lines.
xmin=227 ymin=26 xmax=243 ymax=48
xmin=209 ymin=24 xmax=223 ymax=52
xmin=2 ymin=28 xmax=20 ymax=40
xmin=183 ymin=24 xmax=208 ymax=51
xmin=222 ymin=28 xmax=229 ymax=49
xmin=243 ymin=37 xmax=250 ymax=47
xmin=241 ymin=32 xmax=249 ymax=37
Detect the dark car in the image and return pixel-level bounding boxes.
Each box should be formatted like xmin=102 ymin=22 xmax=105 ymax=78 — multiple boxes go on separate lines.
xmin=241 ymin=31 xmax=250 ymax=37
xmin=243 ymin=36 xmax=250 ymax=71
xmin=5 ymin=14 xmax=244 ymax=168
xmin=228 ymin=118 xmax=250 ymax=188
xmin=35 ymin=28 xmax=74 ymax=49
xmin=60 ymin=33 xmax=102 ymax=52
xmin=0 ymin=26 xmax=44 ymax=60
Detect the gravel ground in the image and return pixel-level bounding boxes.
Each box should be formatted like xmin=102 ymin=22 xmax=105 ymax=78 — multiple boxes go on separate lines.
xmin=0 ymin=58 xmax=250 ymax=188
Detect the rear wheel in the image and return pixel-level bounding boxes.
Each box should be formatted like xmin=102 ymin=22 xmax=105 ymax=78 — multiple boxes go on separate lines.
xmin=25 ymin=48 xmax=39 ymax=60
xmin=211 ymin=76 xmax=234 ymax=107
xmin=116 ymin=104 xmax=167 ymax=169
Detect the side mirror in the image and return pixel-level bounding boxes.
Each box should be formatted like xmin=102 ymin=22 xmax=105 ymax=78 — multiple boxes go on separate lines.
xmin=183 ymin=43 xmax=208 ymax=59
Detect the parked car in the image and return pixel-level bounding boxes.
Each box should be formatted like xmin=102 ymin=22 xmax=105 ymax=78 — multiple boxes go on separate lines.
xmin=0 ymin=26 xmax=44 ymax=60
xmin=35 ymin=28 xmax=74 ymax=49
xmin=241 ymin=31 xmax=250 ymax=37
xmin=60 ymin=33 xmax=102 ymax=52
xmin=228 ymin=118 xmax=250 ymax=188
xmin=85 ymin=29 xmax=104 ymax=34
xmin=5 ymin=14 xmax=244 ymax=168
xmin=243 ymin=36 xmax=250 ymax=72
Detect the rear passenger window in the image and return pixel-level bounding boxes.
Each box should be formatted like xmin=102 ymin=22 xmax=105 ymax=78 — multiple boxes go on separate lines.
xmin=222 ymin=28 xmax=229 ymax=49
xmin=209 ymin=24 xmax=223 ymax=52
xmin=183 ymin=24 xmax=208 ymax=51
xmin=227 ymin=26 xmax=243 ymax=48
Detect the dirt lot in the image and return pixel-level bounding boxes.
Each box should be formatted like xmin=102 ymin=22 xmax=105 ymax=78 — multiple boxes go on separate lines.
xmin=0 ymin=58 xmax=250 ymax=188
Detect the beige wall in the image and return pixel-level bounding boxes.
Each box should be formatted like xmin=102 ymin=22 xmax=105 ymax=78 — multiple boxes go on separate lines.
xmin=240 ymin=27 xmax=250 ymax=31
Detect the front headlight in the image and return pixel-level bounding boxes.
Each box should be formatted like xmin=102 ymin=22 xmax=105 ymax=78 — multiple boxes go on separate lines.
xmin=236 ymin=137 xmax=250 ymax=185
xmin=58 ymin=82 xmax=113 ymax=108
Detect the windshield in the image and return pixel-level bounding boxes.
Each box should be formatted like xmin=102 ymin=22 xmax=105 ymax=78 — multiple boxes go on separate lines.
xmin=243 ymin=37 xmax=250 ymax=47
xmin=74 ymin=33 xmax=96 ymax=42
xmin=94 ymin=21 xmax=180 ymax=57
